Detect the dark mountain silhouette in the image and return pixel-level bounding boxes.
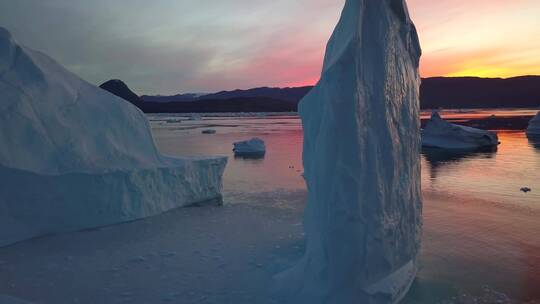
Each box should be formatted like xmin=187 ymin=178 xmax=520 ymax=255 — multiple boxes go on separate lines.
xmin=140 ymin=93 xmax=202 ymax=103
xmin=201 ymin=86 xmax=312 ymax=102
xmin=99 ymin=79 xmax=143 ymax=107
xmin=141 ymin=86 xmax=312 ymax=103
xmin=420 ymin=76 xmax=540 ymax=109
xmin=102 ymin=76 xmax=540 ymax=113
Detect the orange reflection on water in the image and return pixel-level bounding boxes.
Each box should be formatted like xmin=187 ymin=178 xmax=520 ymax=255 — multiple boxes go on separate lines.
xmin=420 ymin=109 xmax=539 ymax=120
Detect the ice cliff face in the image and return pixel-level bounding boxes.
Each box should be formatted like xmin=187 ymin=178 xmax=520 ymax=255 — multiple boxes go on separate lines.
xmin=422 ymin=112 xmax=499 ymax=150
xmin=0 ymin=27 xmax=227 ymax=247
xmin=276 ymin=1 xmax=422 ymax=303
xmin=0 ymin=27 xmax=162 ymax=175
xmin=526 ymin=111 xmax=540 ymax=136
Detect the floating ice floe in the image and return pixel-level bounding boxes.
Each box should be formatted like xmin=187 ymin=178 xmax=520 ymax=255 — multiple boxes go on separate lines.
xmin=422 ymin=112 xmax=499 ymax=150
xmin=190 ymin=113 xmax=202 ymax=121
xmin=0 ymin=27 xmax=227 ymax=247
xmin=165 ymin=118 xmax=182 ymax=124
xmin=526 ymin=111 xmax=540 ymax=136
xmin=233 ymin=138 xmax=266 ymax=157
xmin=275 ymin=1 xmax=423 ymax=303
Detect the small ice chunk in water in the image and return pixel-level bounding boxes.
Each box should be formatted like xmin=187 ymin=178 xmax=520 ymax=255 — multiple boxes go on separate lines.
xmin=190 ymin=113 xmax=202 ymax=121
xmin=233 ymin=138 xmax=266 ymax=156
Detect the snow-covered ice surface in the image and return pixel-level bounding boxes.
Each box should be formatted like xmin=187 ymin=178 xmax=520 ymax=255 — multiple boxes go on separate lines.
xmin=0 ymin=192 xmax=307 ymax=304
xmin=233 ymin=138 xmax=266 ymax=156
xmin=422 ymin=112 xmax=499 ymax=150
xmin=276 ymin=1 xmax=423 ymax=303
xmin=526 ymin=111 xmax=540 ymax=136
xmin=0 ymin=27 xmax=226 ymax=247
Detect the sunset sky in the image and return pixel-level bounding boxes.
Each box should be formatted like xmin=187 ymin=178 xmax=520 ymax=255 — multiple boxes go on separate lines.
xmin=1 ymin=0 xmax=539 ymax=94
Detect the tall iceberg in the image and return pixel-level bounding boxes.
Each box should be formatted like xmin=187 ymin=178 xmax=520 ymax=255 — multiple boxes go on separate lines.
xmin=526 ymin=111 xmax=540 ymax=136
xmin=0 ymin=27 xmax=227 ymax=247
xmin=277 ymin=1 xmax=422 ymax=303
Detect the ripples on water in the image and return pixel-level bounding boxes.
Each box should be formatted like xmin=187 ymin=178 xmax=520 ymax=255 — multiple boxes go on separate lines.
xmin=150 ymin=110 xmax=540 ymax=303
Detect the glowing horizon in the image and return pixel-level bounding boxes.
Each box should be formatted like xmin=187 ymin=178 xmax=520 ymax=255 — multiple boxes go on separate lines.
xmin=409 ymin=0 xmax=540 ymax=81
xmin=1 ymin=0 xmax=539 ymax=94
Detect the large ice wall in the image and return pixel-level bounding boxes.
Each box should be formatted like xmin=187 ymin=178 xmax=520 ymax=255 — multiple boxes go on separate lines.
xmin=0 ymin=27 xmax=227 ymax=247
xmin=277 ymin=1 xmax=423 ymax=303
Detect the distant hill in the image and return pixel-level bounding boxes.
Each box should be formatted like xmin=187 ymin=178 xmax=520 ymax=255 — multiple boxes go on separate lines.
xmin=201 ymin=86 xmax=312 ymax=102
xmin=99 ymin=79 xmax=143 ymax=107
xmin=420 ymin=76 xmax=540 ymax=109
xmin=141 ymin=86 xmax=312 ymax=103
xmin=102 ymin=76 xmax=540 ymax=113
xmin=140 ymin=93 xmax=203 ymax=103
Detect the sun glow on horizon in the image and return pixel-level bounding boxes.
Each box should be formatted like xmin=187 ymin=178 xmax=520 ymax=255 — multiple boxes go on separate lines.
xmin=409 ymin=0 xmax=540 ymax=80
xmin=1 ymin=0 xmax=539 ymax=93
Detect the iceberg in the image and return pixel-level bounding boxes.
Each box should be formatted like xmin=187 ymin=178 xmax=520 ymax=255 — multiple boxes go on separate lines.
xmin=422 ymin=112 xmax=499 ymax=150
xmin=0 ymin=27 xmax=227 ymax=247
xmin=526 ymin=111 xmax=540 ymax=136
xmin=233 ymin=138 xmax=266 ymax=156
xmin=276 ymin=1 xmax=423 ymax=303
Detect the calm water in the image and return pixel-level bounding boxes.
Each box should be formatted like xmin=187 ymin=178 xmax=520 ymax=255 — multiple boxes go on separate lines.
xmin=149 ymin=110 xmax=540 ymax=302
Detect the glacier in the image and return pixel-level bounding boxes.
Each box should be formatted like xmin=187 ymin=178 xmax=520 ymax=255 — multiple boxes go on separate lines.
xmin=276 ymin=0 xmax=423 ymax=303
xmin=0 ymin=27 xmax=227 ymax=247
xmin=526 ymin=111 xmax=540 ymax=136
xmin=422 ymin=112 xmax=499 ymax=150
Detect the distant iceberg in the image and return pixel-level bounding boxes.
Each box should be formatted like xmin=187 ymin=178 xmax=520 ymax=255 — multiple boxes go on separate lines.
xmin=0 ymin=27 xmax=227 ymax=247
xmin=276 ymin=0 xmax=423 ymax=303
xmin=190 ymin=113 xmax=202 ymax=121
xmin=526 ymin=111 xmax=540 ymax=136
xmin=233 ymin=138 xmax=266 ymax=156
xmin=422 ymin=112 xmax=499 ymax=150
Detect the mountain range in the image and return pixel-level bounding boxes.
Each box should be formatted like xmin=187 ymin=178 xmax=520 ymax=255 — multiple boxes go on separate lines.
xmin=100 ymin=76 xmax=540 ymax=113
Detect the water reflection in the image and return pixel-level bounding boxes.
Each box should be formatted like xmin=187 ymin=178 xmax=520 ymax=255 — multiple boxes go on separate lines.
xmin=421 ymin=147 xmax=497 ymax=180
xmin=233 ymin=154 xmax=266 ymax=160
xmin=150 ymin=114 xmax=540 ymax=302
xmin=527 ymin=134 xmax=540 ymax=150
